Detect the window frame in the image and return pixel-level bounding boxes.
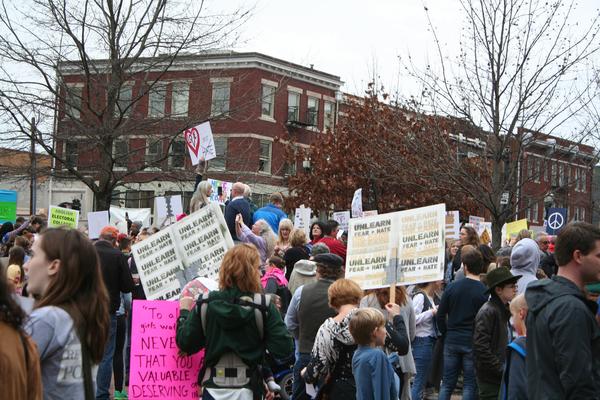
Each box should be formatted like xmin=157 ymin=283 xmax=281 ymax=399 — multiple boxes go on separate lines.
xmin=307 ymin=96 xmax=319 ymax=127
xmin=63 ymin=140 xmax=78 ymax=170
xmin=323 ymin=101 xmax=335 ymax=132
xmin=114 ymin=84 xmax=134 ymax=118
xmin=148 ymin=82 xmax=167 ymax=117
xmin=209 ymin=137 xmax=227 ymax=171
xmin=211 ymin=81 xmax=231 ymax=117
xmin=169 ymin=139 xmax=186 ymax=169
xmin=112 ymin=138 xmax=129 ymax=169
xmin=65 ymin=84 xmax=83 ymax=120
xmin=258 ymin=139 xmax=272 ymax=174
xmin=171 ymin=81 xmax=190 ymax=118
xmin=261 ymin=84 xmax=276 ymax=119
xmin=287 ymin=91 xmax=300 ymax=122
xmin=145 ymin=138 xmax=163 ymax=167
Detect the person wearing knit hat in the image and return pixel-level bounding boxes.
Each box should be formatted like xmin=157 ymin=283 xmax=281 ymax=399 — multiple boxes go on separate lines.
xmin=510 ymin=238 xmax=540 ymax=295
xmin=473 ymin=267 xmax=520 ymax=400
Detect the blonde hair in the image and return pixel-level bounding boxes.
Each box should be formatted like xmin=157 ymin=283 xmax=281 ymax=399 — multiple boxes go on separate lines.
xmin=510 ymin=293 xmax=528 ymax=315
xmin=190 ymin=181 xmax=212 ymax=212
xmin=349 ymin=308 xmax=385 ymax=346
xmin=289 ymin=228 xmax=308 ymax=248
xmin=218 ymin=244 xmax=262 ymax=293
xmin=254 ymin=219 xmax=277 ymax=259
xmin=277 ymin=219 xmax=294 ymax=246
xmin=329 ymin=279 xmax=363 ymax=309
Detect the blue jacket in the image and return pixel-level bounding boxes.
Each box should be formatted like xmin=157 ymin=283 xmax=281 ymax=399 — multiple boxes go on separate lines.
xmin=252 ymin=204 xmax=287 ymax=234
xmin=352 ymin=346 xmax=399 ymax=400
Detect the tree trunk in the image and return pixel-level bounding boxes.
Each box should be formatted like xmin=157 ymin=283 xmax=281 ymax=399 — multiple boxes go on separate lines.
xmin=95 ymin=190 xmax=113 ymax=211
xmin=491 ymin=215 xmax=505 ymax=251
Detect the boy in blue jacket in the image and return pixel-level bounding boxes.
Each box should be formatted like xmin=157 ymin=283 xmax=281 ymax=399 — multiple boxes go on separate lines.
xmin=501 ymin=293 xmax=528 ymax=399
xmin=350 ymin=308 xmax=399 ymax=400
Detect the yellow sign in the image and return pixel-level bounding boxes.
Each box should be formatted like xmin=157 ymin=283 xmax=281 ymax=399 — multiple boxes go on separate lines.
xmin=506 ymin=219 xmax=528 ymax=240
xmin=48 ymin=206 xmax=80 ymax=229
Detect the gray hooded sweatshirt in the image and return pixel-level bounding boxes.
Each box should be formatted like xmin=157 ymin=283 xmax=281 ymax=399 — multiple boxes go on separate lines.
xmin=510 ymin=238 xmax=540 ymax=295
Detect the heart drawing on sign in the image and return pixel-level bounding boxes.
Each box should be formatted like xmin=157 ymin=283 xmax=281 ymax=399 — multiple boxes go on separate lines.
xmin=184 ymin=128 xmax=201 ymax=157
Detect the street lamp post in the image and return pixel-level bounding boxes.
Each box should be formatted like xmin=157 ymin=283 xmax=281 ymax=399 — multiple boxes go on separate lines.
xmin=544 ymin=193 xmax=555 ymax=225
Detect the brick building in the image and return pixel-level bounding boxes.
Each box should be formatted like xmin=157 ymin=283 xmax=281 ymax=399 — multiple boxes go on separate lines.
xmin=54 ymin=51 xmax=342 ymax=215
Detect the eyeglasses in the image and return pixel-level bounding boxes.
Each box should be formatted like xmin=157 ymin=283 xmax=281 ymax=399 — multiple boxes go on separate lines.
xmin=541 ymin=241 xmax=549 ymax=244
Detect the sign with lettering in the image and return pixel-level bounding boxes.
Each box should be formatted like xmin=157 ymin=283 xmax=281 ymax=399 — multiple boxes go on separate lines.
xmin=346 ymin=204 xmax=446 ymax=290
xmin=131 ymin=203 xmax=234 ymax=300
xmin=207 ymin=179 xmax=233 ymax=206
xmin=445 ymin=211 xmax=460 ymax=240
xmin=184 ymin=121 xmax=216 ymax=166
xmin=332 ymin=211 xmax=351 ymax=232
xmin=129 ymin=300 xmax=204 ymax=400
xmin=294 ymin=206 xmax=311 ymax=237
xmin=468 ymin=215 xmax=485 ymax=236
xmin=0 ymin=189 xmax=17 ymax=224
xmin=48 ymin=205 xmax=80 ymax=229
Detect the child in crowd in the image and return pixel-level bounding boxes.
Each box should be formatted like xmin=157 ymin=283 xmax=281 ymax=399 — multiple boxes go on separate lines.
xmin=500 ymin=294 xmax=528 ymax=400
xmin=473 ymin=267 xmax=520 ymax=400
xmin=261 ymin=256 xmax=291 ymax=315
xmin=350 ymin=308 xmax=399 ymax=400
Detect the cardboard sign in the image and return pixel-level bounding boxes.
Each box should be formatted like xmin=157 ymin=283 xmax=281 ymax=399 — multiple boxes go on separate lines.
xmin=468 ymin=216 xmax=485 ymax=236
xmin=346 ymin=204 xmax=446 ymax=289
xmin=445 ymin=211 xmax=460 ymax=240
xmin=131 ymin=203 xmax=234 ymax=300
xmin=129 ymin=300 xmax=203 ymax=400
xmin=110 ymin=207 xmax=152 ymax=232
xmin=184 ymin=121 xmax=216 ymax=166
xmin=293 ymin=206 xmax=311 ymax=237
xmin=506 ymin=219 xmax=529 ymax=240
xmin=48 ymin=206 xmax=80 ymax=229
xmin=362 ymin=210 xmax=378 ymax=217
xmin=207 ymin=179 xmax=233 ymax=206
xmin=0 ymin=190 xmax=17 ymax=224
xmin=351 ymin=188 xmax=363 ymax=218
xmin=87 ymin=211 xmax=110 ymax=240
xmin=332 ymin=211 xmax=351 ymax=232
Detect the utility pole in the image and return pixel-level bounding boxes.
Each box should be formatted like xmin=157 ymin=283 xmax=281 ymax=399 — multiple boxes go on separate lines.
xmin=30 ymin=117 xmax=36 ymax=215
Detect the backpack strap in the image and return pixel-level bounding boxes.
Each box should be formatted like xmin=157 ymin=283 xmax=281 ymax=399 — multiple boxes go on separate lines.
xmin=508 ymin=341 xmax=526 ymax=358
xmin=198 ymin=292 xmax=211 ymax=335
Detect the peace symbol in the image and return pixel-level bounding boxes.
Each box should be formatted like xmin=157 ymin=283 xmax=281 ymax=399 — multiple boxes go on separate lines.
xmin=548 ymin=212 xmax=564 ymax=230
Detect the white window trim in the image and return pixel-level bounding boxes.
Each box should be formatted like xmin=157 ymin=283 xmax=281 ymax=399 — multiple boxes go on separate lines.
xmin=211 ymin=81 xmax=231 ymax=117
xmin=115 ymin=82 xmax=135 ymax=117
xmin=287 ymin=85 xmax=303 ymax=94
xmin=259 ymin=115 xmax=276 ymax=123
xmin=261 ymin=78 xmax=279 ymax=88
xmin=148 ymin=82 xmax=167 ymax=118
xmin=170 ymin=81 xmax=190 ymax=119
xmin=208 ymin=137 xmax=227 ymax=172
xmin=144 ymin=138 xmax=163 ymax=170
xmin=210 ymin=77 xmax=234 ymax=83
xmin=258 ymin=140 xmax=272 ymax=175
xmin=64 ymin=83 xmax=84 ymax=120
xmin=260 ymin=84 xmax=276 ymax=120
xmin=112 ymin=139 xmax=129 ymax=171
xmin=62 ymin=140 xmax=78 ymax=170
xmin=306 ymin=90 xmax=322 ymax=99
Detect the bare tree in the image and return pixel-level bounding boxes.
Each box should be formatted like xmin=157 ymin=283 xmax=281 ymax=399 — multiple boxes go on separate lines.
xmin=400 ymin=0 xmax=600 ymax=248
xmin=0 ymin=0 xmax=251 ymax=210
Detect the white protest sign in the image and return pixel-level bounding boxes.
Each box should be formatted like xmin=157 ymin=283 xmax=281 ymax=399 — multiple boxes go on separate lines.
xmin=346 ymin=204 xmax=446 ymax=290
xmin=445 ymin=211 xmax=460 ymax=240
xmin=362 ymin=210 xmax=378 ymax=217
xmin=469 ymin=215 xmax=485 ymax=236
xmin=109 ymin=207 xmax=152 ymax=231
xmin=294 ymin=206 xmax=311 ymax=237
xmin=131 ymin=203 xmax=234 ymax=300
xmin=184 ymin=121 xmax=216 ymax=166
xmin=87 ymin=211 xmax=109 ymax=239
xmin=351 ymin=188 xmax=363 ymax=218
xmin=155 ymin=195 xmax=184 ymax=227
xmin=332 ymin=211 xmax=351 ymax=232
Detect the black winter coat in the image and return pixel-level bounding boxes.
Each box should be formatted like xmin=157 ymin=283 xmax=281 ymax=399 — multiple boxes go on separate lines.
xmin=95 ymin=240 xmax=135 ymax=314
xmin=473 ymin=295 xmax=511 ymax=385
xmin=525 ymin=276 xmax=600 ymax=399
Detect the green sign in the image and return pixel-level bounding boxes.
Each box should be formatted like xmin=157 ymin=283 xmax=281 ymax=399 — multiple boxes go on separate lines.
xmin=0 ymin=190 xmax=17 ymax=224
xmin=48 ymin=205 xmax=80 ymax=229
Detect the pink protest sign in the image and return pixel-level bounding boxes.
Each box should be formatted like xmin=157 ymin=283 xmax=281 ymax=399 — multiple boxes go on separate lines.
xmin=129 ymin=300 xmax=204 ymax=399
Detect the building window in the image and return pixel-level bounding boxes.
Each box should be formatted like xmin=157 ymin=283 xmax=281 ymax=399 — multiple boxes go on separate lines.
xmin=125 ymin=190 xmax=154 ymax=210
xmin=169 ymin=140 xmax=186 ymax=169
xmin=211 ymin=82 xmax=230 ymax=117
xmin=261 ymin=84 xmax=276 ymax=119
xmin=113 ymin=139 xmax=129 ymax=168
xmin=148 ymin=83 xmax=167 ymax=117
xmin=288 ymin=92 xmax=300 ymax=122
xmin=582 ymin=168 xmax=587 ymax=192
xmin=551 ymin=163 xmax=557 ymax=187
xmin=65 ymin=85 xmax=83 ymax=119
xmin=115 ymin=85 xmax=133 ymax=117
xmin=531 ymin=201 xmax=539 ymax=223
xmin=307 ymin=97 xmax=319 ymax=127
xmin=526 ymin=157 xmax=534 ymax=180
xmin=64 ymin=140 xmax=78 ymax=169
xmin=209 ymin=137 xmax=227 ymax=171
xmin=171 ymin=82 xmax=189 ymax=117
xmin=558 ymin=163 xmax=566 ymax=187
xmin=324 ymin=101 xmax=334 ymax=132
xmin=534 ymin=158 xmax=541 ymax=183
xmin=258 ymin=140 xmax=272 ymax=174
xmin=146 ymin=139 xmax=162 ymax=165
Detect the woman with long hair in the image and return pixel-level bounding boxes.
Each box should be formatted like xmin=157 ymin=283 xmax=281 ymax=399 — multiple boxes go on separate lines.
xmin=24 ymin=228 xmax=110 ymax=400
xmin=235 ymin=214 xmax=277 ymax=268
xmin=451 ymin=226 xmax=481 ymax=279
xmin=190 ymin=181 xmax=213 ymax=213
xmin=177 ymin=244 xmax=293 ymax=399
xmin=283 ymin=228 xmax=310 ymax=281
xmin=7 ymin=245 xmax=26 ymax=295
xmin=0 ymin=262 xmax=42 ymax=399
xmin=360 ymin=286 xmax=416 ymax=399
xmin=274 ymin=218 xmax=293 ymax=257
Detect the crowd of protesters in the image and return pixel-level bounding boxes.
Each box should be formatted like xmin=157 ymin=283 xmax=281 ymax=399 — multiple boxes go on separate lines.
xmin=1 ymin=183 xmax=600 ymax=400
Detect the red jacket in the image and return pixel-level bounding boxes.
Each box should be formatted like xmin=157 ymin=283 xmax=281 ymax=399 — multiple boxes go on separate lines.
xmin=319 ymin=236 xmax=347 ymax=263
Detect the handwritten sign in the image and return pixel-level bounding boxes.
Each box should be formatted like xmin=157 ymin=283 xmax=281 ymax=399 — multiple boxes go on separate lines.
xmin=129 ymin=300 xmax=204 ymax=400
xmin=445 ymin=211 xmax=460 ymax=240
xmin=0 ymin=190 xmax=17 ymax=224
xmin=332 ymin=211 xmax=351 ymax=232
xmin=506 ymin=219 xmax=528 ymax=240
xmin=184 ymin=121 xmax=216 ymax=166
xmin=131 ymin=203 xmax=234 ymax=300
xmin=346 ymin=204 xmax=446 ymax=289
xmin=48 ymin=205 xmax=79 ymax=229
xmin=468 ymin=215 xmax=485 ymax=236
xmin=294 ymin=206 xmax=311 ymax=237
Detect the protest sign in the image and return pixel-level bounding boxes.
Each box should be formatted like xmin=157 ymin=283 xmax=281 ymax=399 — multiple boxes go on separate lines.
xmin=87 ymin=211 xmax=109 ymax=239
xmin=481 ymin=222 xmax=493 ymax=245
xmin=362 ymin=210 xmax=379 ymax=217
xmin=346 ymin=204 xmax=446 ymax=290
xmin=293 ymin=206 xmax=311 ymax=237
xmin=351 ymin=188 xmax=363 ymax=218
xmin=48 ymin=206 xmax=79 ymax=229
xmin=0 ymin=189 xmax=17 ymax=224
xmin=129 ymin=300 xmax=203 ymax=400
xmin=445 ymin=211 xmax=460 ymax=240
xmin=468 ymin=215 xmax=485 ymax=236
xmin=506 ymin=219 xmax=528 ymax=240
xmin=131 ymin=203 xmax=234 ymax=300
xmin=110 ymin=207 xmax=152 ymax=230
xmin=207 ymin=179 xmax=233 ymax=205
xmin=332 ymin=211 xmax=351 ymax=232
xmin=155 ymin=195 xmax=184 ymax=227
xmin=184 ymin=121 xmax=216 ymax=166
